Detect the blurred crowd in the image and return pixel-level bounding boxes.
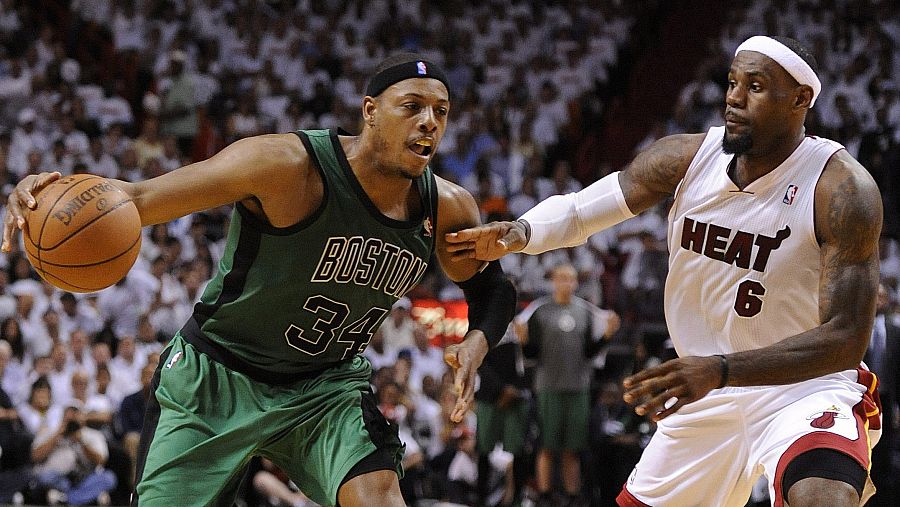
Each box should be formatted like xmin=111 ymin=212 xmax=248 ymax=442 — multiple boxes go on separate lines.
xmin=0 ymin=0 xmax=898 ymax=506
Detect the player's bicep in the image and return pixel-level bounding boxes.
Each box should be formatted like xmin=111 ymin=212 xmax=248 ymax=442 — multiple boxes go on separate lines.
xmin=815 ymin=154 xmax=882 ymax=343
xmin=618 ymin=133 xmax=705 ymax=213
xmin=434 ymin=176 xmax=485 ymax=281
xmin=122 ymin=134 xmax=305 ymax=225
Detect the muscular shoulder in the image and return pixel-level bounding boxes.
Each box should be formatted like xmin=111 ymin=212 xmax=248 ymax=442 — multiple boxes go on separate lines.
xmin=621 ymin=133 xmax=706 ymax=212
xmin=237 ymin=133 xmax=322 ymax=226
xmin=435 ymin=175 xmax=480 ymax=229
xmin=239 ymin=133 xmax=311 ymax=177
xmin=814 ymin=149 xmax=883 ymax=256
xmin=433 ymin=175 xmax=484 ymax=282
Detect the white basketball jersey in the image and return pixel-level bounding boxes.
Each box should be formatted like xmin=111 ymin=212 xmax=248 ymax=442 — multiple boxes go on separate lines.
xmin=665 ymin=126 xmax=844 ymax=357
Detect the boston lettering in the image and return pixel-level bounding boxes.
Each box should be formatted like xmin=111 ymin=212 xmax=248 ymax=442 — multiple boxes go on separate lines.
xmin=312 ymin=236 xmax=428 ymax=298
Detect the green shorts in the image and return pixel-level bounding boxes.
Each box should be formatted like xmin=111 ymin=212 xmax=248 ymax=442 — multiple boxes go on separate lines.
xmin=133 ymin=334 xmax=404 ymax=507
xmin=536 ymin=390 xmax=590 ymax=452
xmin=475 ymin=398 xmax=528 ymax=455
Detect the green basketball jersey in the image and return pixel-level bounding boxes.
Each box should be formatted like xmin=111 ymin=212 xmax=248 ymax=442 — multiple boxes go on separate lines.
xmin=188 ymin=129 xmax=437 ymax=375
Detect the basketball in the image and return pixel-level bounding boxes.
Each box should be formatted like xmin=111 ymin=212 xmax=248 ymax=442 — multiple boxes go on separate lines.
xmin=22 ymin=174 xmax=142 ymax=293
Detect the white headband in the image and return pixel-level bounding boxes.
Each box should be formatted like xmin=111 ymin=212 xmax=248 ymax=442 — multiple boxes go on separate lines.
xmin=735 ymin=36 xmax=821 ymax=107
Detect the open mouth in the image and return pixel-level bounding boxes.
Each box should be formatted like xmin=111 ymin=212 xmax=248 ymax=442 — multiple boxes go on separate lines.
xmin=409 ymin=138 xmax=434 ymax=157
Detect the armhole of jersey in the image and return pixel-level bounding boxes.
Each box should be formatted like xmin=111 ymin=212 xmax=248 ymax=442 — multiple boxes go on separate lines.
xmin=233 ymin=131 xmax=330 ymax=236
xmin=809 ymin=147 xmax=845 ymax=246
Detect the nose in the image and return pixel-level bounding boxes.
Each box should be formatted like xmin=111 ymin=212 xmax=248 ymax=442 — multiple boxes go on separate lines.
xmin=418 ymin=107 xmax=437 ymax=133
xmin=726 ymin=83 xmax=745 ymax=109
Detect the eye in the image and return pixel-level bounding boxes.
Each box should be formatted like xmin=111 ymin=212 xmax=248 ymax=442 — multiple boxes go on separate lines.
xmin=404 ymin=103 xmax=421 ymax=112
xmin=749 ymin=82 xmax=762 ymax=92
xmin=436 ymin=107 xmax=448 ymax=116
xmin=727 ymin=80 xmax=736 ymax=88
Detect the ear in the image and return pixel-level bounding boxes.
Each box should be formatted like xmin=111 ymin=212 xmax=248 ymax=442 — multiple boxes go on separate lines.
xmin=363 ymin=96 xmax=377 ymax=126
xmin=794 ymin=85 xmax=814 ymax=110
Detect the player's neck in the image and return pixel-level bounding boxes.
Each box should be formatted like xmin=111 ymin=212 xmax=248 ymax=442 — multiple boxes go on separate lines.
xmin=732 ymin=128 xmax=805 ymax=187
xmin=342 ymin=135 xmax=420 ymax=221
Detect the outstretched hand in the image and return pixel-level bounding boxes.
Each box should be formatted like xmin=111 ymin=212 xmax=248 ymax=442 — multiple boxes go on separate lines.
xmin=622 ymin=355 xmax=724 ymax=421
xmin=444 ymin=220 xmax=527 ymax=262
xmin=2 ymin=172 xmax=61 ymax=253
xmin=443 ymin=332 xmax=490 ymax=423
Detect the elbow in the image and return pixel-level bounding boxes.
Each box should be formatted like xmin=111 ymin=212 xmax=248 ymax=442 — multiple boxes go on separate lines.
xmin=833 ymin=324 xmax=871 ymax=369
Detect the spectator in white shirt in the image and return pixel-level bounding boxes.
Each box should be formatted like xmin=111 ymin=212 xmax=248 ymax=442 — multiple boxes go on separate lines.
xmin=407 ymin=324 xmax=447 ymax=395
xmin=40 ymin=140 xmax=75 ymax=174
xmin=79 ymin=136 xmax=119 ymax=179
xmin=380 ymin=297 xmax=417 ymax=354
xmin=96 ymin=271 xmax=156 ymax=339
xmin=146 ymin=256 xmax=186 ymax=337
xmin=363 ymin=328 xmax=397 ymax=372
xmin=531 ymin=80 xmax=569 ymax=151
xmin=111 ymin=0 xmax=145 ymax=52
xmin=108 ymin=336 xmax=143 ymax=404
xmin=8 ymin=108 xmax=49 ymax=178
xmin=101 ymin=123 xmax=133 ymax=160
xmin=67 ymin=329 xmax=95 ymax=379
xmin=46 ymin=342 xmax=72 ymax=407
xmin=56 ymin=292 xmax=103 ymax=339
xmin=11 ymin=288 xmax=53 ymax=358
xmin=52 ymin=114 xmax=90 ymax=158
xmin=158 ymin=136 xmax=182 ymax=172
xmin=95 ymin=80 xmax=133 ymax=132
xmin=135 ymin=315 xmax=164 ymax=361
xmin=16 ymin=376 xmax=63 ymax=436
xmin=0 ymin=58 xmax=31 ymax=102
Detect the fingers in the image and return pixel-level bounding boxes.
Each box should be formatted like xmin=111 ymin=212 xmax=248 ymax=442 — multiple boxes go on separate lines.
xmin=1 ymin=188 xmax=30 ymax=253
xmin=633 ymin=385 xmax=682 ymax=417
xmin=623 ymin=374 xmax=668 ymax=406
xmin=651 ymin=394 xmax=690 ymax=421
xmin=1 ymin=212 xmax=16 ymax=253
xmin=445 ymin=225 xmax=496 ymax=243
xmin=496 ymin=228 xmax=520 ymax=250
xmin=445 ymin=344 xmax=476 ymax=423
xmin=443 ymin=345 xmax=461 ymax=369
xmin=623 ymin=363 xmax=667 ymax=389
xmin=451 ymin=362 xmax=475 ymax=423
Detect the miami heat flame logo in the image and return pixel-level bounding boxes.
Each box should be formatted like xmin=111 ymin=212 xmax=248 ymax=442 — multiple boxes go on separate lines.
xmin=807 ymin=405 xmax=849 ymax=429
xmin=811 ymin=411 xmax=837 ymax=429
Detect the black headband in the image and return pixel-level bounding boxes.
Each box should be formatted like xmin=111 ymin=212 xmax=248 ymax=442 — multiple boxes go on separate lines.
xmin=365 ymin=60 xmax=450 ymax=97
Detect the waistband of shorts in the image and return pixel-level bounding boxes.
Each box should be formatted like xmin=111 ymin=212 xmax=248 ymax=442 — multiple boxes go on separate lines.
xmin=179 ymin=317 xmax=348 ymax=385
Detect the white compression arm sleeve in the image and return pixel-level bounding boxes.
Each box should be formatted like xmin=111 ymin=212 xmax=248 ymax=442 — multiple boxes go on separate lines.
xmin=519 ymin=171 xmax=635 ymax=254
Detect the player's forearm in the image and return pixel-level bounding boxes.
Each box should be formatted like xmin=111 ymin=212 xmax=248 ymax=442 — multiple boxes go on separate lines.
xmin=519 ymin=171 xmax=635 ymax=254
xmin=723 ymin=323 xmax=870 ymax=387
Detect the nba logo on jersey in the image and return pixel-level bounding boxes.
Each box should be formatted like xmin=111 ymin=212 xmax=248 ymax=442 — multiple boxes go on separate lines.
xmin=417 ymin=61 xmax=427 ymax=75
xmin=783 ymin=184 xmax=799 ymax=205
xmin=422 ymin=216 xmax=433 ymax=237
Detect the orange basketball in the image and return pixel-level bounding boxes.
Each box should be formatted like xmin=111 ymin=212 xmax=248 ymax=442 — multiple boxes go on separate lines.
xmin=22 ymin=174 xmax=142 ymax=293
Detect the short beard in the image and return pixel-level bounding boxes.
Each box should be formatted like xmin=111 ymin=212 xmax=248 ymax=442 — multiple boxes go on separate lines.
xmin=722 ymin=130 xmax=752 ymax=155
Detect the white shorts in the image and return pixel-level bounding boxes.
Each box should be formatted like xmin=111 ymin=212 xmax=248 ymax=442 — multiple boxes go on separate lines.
xmin=618 ymin=368 xmax=881 ymax=507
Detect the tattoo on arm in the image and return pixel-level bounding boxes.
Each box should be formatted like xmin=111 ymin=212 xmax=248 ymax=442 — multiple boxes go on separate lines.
xmin=620 ymin=134 xmax=704 ymax=213
xmin=727 ymin=154 xmax=882 ymax=386
xmin=817 ymin=166 xmax=882 ymax=342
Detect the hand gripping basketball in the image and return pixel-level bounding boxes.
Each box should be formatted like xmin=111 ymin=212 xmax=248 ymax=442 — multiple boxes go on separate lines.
xmin=7 ymin=173 xmax=143 ymax=292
